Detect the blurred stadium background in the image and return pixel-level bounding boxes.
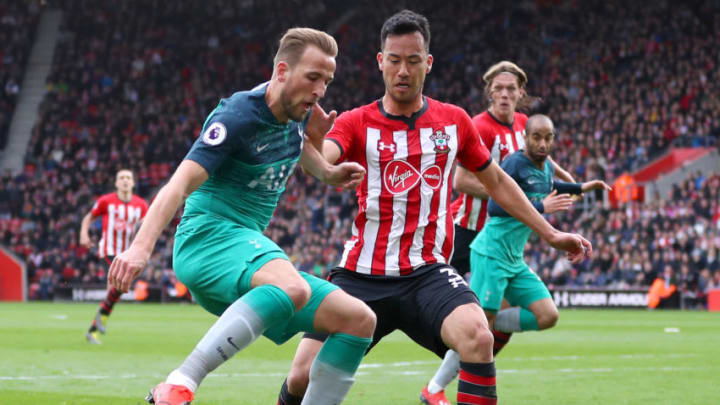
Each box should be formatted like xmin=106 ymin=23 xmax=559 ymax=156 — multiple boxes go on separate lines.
xmin=1 ymin=0 xmax=719 ymax=403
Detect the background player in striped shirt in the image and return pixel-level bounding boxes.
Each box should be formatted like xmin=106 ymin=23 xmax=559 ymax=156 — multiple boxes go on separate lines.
xmin=450 ymin=61 xmax=575 ymax=277
xmin=423 ymin=61 xmax=577 ymax=403
xmin=108 ymin=28 xmax=377 ymax=405
xmin=79 ymin=168 xmax=148 ymax=344
xmin=277 ymin=11 xmax=591 ymax=405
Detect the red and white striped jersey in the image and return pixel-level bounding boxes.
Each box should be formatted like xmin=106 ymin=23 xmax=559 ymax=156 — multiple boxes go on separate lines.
xmin=328 ymin=97 xmax=491 ymax=276
xmin=91 ymin=193 xmax=148 ymax=258
xmin=450 ymin=111 xmax=528 ymax=231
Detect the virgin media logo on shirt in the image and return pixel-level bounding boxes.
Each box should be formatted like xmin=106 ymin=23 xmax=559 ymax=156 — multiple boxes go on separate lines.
xmin=383 ymin=159 xmax=442 ymax=195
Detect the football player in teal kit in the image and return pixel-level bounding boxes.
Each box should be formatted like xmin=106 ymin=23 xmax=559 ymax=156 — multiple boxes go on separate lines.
xmin=108 ymin=28 xmax=376 ymax=405
xmin=471 ymin=114 xmax=610 ymax=336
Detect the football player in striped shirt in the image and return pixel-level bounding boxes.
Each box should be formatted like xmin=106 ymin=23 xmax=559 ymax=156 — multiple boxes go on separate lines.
xmin=277 ymin=11 xmax=591 ymax=405
xmin=80 ymin=168 xmax=148 ymax=344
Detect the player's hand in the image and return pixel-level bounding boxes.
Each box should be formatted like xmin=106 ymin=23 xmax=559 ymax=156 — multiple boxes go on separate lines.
xmin=542 ymin=190 xmax=574 ymax=214
xmin=108 ymin=246 xmax=150 ymax=293
xmin=324 ymin=162 xmax=366 ymax=189
xmin=547 ymin=232 xmax=592 ymax=264
xmin=305 ymin=103 xmax=337 ymax=144
xmin=581 ymin=180 xmax=612 ymax=193
xmin=79 ymin=232 xmax=92 ymax=248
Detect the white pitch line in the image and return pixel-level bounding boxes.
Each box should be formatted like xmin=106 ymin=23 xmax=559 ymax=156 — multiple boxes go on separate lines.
xmin=1 ymin=354 xmax=695 ymax=382
xmin=0 ymin=366 xmax=713 ymax=382
xmin=360 ymin=360 xmax=436 ymax=368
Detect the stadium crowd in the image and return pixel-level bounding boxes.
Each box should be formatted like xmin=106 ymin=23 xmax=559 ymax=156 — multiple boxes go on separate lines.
xmin=0 ymin=0 xmax=41 ymax=149
xmin=533 ymin=172 xmax=720 ymax=306
xmin=0 ymin=0 xmax=719 ymax=305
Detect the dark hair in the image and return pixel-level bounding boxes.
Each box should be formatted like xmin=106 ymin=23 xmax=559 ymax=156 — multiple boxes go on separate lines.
xmin=116 ymin=168 xmax=134 ymax=179
xmin=380 ymin=10 xmax=430 ymax=52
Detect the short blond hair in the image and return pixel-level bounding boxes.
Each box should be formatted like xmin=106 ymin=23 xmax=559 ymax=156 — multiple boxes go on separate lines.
xmin=273 ymin=27 xmax=338 ymax=67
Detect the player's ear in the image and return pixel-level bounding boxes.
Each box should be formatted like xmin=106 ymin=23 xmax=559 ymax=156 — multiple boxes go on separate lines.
xmin=376 ymin=52 xmax=383 ymax=71
xmin=426 ymin=54 xmax=433 ymax=74
xmin=276 ymin=61 xmax=290 ymax=83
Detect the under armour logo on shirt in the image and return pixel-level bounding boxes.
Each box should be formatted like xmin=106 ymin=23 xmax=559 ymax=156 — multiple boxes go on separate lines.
xmin=377 ymin=141 xmax=396 ymax=153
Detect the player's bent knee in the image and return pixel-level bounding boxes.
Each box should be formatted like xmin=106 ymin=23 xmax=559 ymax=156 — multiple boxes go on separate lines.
xmin=316 ymin=291 xmax=376 ymax=337
xmin=337 ymin=298 xmax=376 ymax=337
xmin=283 ymin=280 xmax=312 ymax=312
xmin=352 ymin=303 xmax=376 ymax=337
xmin=537 ymin=308 xmax=559 ymax=330
xmin=452 ymin=319 xmax=493 ymax=357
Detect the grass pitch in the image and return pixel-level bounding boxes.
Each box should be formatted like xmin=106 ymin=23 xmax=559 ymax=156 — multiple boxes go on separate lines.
xmin=0 ymin=302 xmax=718 ymax=404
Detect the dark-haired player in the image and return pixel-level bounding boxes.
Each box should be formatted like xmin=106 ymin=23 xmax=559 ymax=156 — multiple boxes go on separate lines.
xmin=80 ymin=168 xmax=147 ymax=344
xmin=277 ymin=11 xmax=591 ymax=405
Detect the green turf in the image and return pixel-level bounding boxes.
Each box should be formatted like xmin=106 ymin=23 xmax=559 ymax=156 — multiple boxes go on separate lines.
xmin=1 ymin=302 xmax=718 ymax=404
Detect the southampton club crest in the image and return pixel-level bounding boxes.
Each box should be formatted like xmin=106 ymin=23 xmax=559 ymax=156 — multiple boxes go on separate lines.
xmin=430 ymin=129 xmax=451 ymax=154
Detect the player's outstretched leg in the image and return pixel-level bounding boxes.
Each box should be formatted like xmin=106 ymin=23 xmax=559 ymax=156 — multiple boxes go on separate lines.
xmin=442 ymin=303 xmax=497 ymax=405
xmin=420 ymin=349 xmax=458 ymax=405
xmin=85 ymin=286 xmax=122 ymax=344
xmin=150 ymin=259 xmax=309 ymax=405
xmin=492 ymin=298 xmax=558 ymax=355
xmin=279 ymin=289 xmax=375 ymax=405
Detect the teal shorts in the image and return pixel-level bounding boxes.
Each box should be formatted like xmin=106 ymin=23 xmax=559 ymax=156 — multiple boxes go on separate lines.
xmin=469 ymin=250 xmax=550 ymax=313
xmin=173 ymin=214 xmax=338 ymax=344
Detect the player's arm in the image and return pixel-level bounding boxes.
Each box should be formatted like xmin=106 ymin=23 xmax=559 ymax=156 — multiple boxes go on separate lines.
xmin=473 ymin=161 xmax=591 ymax=262
xmin=456 ymin=113 xmax=494 ymax=199
xmin=322 ymin=139 xmax=342 ymax=164
xmin=299 ymin=140 xmax=364 ymax=189
xmin=109 ymin=160 xmax=208 ymax=292
xmin=79 ymin=210 xmax=96 ymax=248
xmin=549 ymin=157 xmax=575 ymax=183
xmin=552 ymin=179 xmax=611 ymax=195
xmin=453 ymin=164 xmax=490 ymax=199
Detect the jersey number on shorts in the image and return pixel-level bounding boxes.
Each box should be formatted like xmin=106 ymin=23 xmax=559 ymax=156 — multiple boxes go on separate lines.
xmin=440 ymin=267 xmax=467 ymax=288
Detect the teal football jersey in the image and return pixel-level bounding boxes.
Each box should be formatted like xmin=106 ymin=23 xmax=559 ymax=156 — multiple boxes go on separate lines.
xmin=182 ymin=82 xmax=307 ymax=231
xmin=471 ymin=151 xmax=554 ymax=263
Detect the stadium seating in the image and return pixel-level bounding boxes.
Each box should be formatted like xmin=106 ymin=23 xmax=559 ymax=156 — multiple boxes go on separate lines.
xmin=0 ymin=0 xmax=718 ymax=303
xmin=0 ymin=0 xmax=41 ymax=149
